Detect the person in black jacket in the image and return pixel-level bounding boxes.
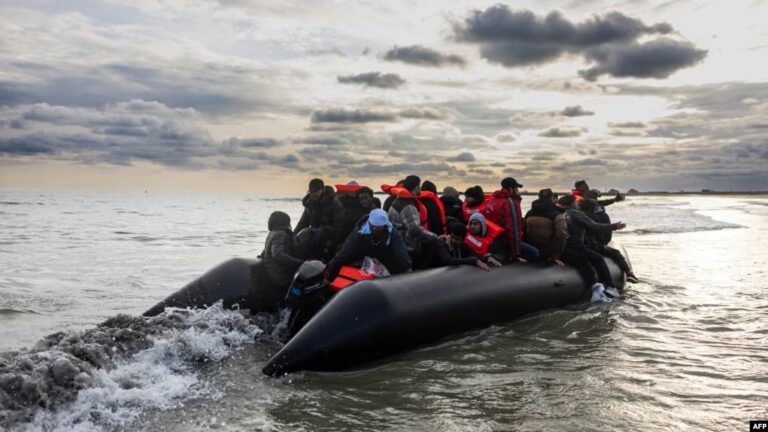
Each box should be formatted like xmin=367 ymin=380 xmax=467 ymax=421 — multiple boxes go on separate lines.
xmin=260 ymin=211 xmax=304 ymax=289
xmin=421 ymin=180 xmax=445 ymax=236
xmin=331 ymin=185 xmax=377 ymax=251
xmin=441 ymin=186 xmax=464 ymax=224
xmin=324 ymin=209 xmax=411 ymax=282
xmin=579 ymin=199 xmax=638 ymax=282
xmin=558 ymin=195 xmax=626 ymax=301
xmin=432 ymin=222 xmax=497 ymax=270
xmin=294 ymin=178 xmax=341 ymax=261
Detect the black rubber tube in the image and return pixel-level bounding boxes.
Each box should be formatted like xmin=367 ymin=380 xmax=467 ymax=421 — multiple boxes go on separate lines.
xmin=263 ymin=256 xmax=624 ymax=376
xmin=143 ymin=258 xmax=283 ymax=316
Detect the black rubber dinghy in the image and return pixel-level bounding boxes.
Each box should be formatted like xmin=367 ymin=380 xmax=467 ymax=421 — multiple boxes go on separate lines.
xmin=143 ymin=258 xmax=283 ymax=316
xmin=262 ymin=256 xmax=625 ymax=376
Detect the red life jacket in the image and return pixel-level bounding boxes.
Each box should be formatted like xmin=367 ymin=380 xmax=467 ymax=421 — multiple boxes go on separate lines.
xmin=417 ymin=190 xmax=446 ymax=234
xmin=571 ymin=189 xmax=585 ymax=202
xmin=381 ymin=184 xmax=428 ymax=228
xmin=462 ymin=200 xmax=487 ymax=221
xmin=335 ymin=184 xmax=365 ymax=194
xmin=464 ymin=219 xmax=505 ymax=256
xmin=329 ymin=265 xmax=375 ymax=292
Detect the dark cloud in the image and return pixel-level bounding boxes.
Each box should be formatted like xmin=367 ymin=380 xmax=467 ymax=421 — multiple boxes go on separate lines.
xmin=337 ymin=72 xmax=406 ymax=89
xmin=448 ymin=152 xmax=476 ymax=162
xmin=539 ymin=127 xmax=582 ymax=137
xmin=561 ymin=105 xmax=594 ymax=117
xmin=609 ymin=121 xmax=646 ymax=128
xmin=579 ymin=38 xmax=707 ymax=81
xmin=452 ymin=6 xmax=704 ymax=80
xmin=311 ymin=109 xmax=398 ymax=123
xmin=495 ymin=133 xmax=516 ymax=142
xmin=0 ymin=102 xmax=302 ymax=171
xmin=383 ymin=45 xmax=467 ymax=67
xmin=399 ymin=107 xmax=452 ymax=120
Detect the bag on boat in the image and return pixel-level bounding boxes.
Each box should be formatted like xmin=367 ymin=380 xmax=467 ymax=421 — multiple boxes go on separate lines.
xmin=361 ymin=256 xmax=390 ymax=278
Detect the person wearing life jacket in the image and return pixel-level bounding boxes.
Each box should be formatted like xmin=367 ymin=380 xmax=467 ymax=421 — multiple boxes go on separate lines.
xmin=571 ymin=180 xmax=625 ymax=207
xmin=259 ymin=211 xmax=305 ymax=289
xmin=465 ymin=213 xmax=505 ymax=266
xmin=382 ymin=179 xmax=404 ymax=212
xmin=432 ymin=222 xmax=494 ymax=270
xmin=324 ymin=208 xmax=411 ymax=282
xmin=441 ymin=186 xmax=464 ymax=224
xmin=485 ymin=177 xmax=539 ymax=262
xmin=384 ymin=175 xmax=438 ymax=269
xmin=524 ymin=188 xmax=568 ymax=266
xmin=420 ymin=180 xmax=446 ymax=236
xmin=579 ymin=198 xmax=638 ymax=283
xmin=461 ymin=185 xmax=486 ymax=221
xmin=331 ymin=182 xmax=377 ymax=251
xmin=558 ymin=194 xmax=626 ymax=302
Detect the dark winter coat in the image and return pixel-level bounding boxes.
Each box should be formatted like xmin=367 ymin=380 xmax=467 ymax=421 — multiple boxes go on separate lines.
xmin=325 ymin=215 xmax=411 ymax=281
xmin=331 ymin=193 xmax=368 ymax=249
xmin=434 ymin=235 xmax=479 ymax=267
xmin=261 ymin=212 xmax=304 ymax=287
xmin=440 ymin=195 xmax=464 ymax=224
xmin=422 ymin=198 xmax=444 ymax=236
xmin=294 ymin=186 xmax=340 ymax=235
xmin=562 ymin=205 xmax=616 ymax=252
xmin=524 ymin=198 xmax=568 ymax=259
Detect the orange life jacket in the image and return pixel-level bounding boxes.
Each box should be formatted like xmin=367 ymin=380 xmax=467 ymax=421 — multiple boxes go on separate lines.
xmin=381 ymin=184 xmax=428 ymax=228
xmin=335 ymin=184 xmax=365 ymax=194
xmin=571 ymin=189 xmax=585 ymax=202
xmin=462 ymin=200 xmax=487 ymax=221
xmin=416 ymin=190 xmax=446 ymax=234
xmin=329 ymin=265 xmax=375 ymax=292
xmin=464 ymin=219 xmax=505 ymax=256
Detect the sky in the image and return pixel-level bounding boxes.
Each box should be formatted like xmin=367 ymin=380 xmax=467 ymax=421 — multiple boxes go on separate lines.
xmin=1 ymin=0 xmax=767 ymax=193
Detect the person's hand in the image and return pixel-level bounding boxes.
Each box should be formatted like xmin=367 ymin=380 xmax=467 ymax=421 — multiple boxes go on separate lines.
xmin=517 ymin=257 xmax=527 ymax=263
xmin=613 ymin=221 xmax=627 ymax=230
xmin=487 ymin=257 xmax=503 ymax=267
xmin=476 ymin=260 xmax=491 ymax=271
xmin=615 ymin=193 xmax=625 ymax=202
xmin=550 ymin=258 xmax=565 ymax=267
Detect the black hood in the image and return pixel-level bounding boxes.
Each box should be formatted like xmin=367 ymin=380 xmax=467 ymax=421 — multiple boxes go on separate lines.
xmin=302 ymin=185 xmax=336 ymax=208
xmin=440 ymin=195 xmax=462 ymax=206
xmin=528 ymin=198 xmax=562 ymax=219
xmin=268 ymin=211 xmax=292 ymax=231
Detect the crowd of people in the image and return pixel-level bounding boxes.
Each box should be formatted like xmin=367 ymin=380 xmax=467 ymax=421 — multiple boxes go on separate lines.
xmin=260 ymin=176 xmax=638 ymax=304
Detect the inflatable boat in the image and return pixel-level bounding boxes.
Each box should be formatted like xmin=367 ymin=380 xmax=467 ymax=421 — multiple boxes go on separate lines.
xmin=144 ymin=253 xmax=626 ymax=376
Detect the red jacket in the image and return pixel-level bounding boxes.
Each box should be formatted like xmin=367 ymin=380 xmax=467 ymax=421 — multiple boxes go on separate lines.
xmin=570 ymin=189 xmax=585 ymax=202
xmin=484 ymin=189 xmax=524 ymax=259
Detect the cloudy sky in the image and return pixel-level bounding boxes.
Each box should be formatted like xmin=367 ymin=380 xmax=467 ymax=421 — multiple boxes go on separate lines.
xmin=1 ymin=0 xmax=767 ymax=192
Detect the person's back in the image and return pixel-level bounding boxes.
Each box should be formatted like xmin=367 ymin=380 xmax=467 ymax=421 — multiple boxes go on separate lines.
xmin=524 ymin=189 xmax=568 ymax=261
xmin=261 ymin=211 xmax=304 ymax=288
xmin=331 ymin=184 xmax=371 ymax=249
xmin=441 ymin=186 xmax=464 ymax=223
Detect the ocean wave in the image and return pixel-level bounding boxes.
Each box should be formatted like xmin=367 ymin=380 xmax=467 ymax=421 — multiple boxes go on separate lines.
xmin=0 ymin=308 xmax=40 ymax=316
xmin=622 ymin=225 xmax=744 ymax=235
xmin=1 ymin=303 xmax=261 ymax=432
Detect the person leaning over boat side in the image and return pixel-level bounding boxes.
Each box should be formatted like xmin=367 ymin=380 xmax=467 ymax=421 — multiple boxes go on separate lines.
xmin=465 ymin=213 xmax=506 ymax=266
xmin=441 ymin=186 xmax=464 ymax=225
xmin=386 ymin=175 xmax=438 ymax=269
xmin=485 ymin=177 xmax=539 ymax=263
xmin=420 ymin=180 xmax=446 ymax=236
xmin=557 ymin=194 xmax=626 ymax=301
xmin=524 ymin=188 xmax=568 ymax=266
xmin=579 ymin=198 xmax=638 ymax=282
xmin=259 ymin=211 xmax=305 ymax=289
xmin=461 ymin=185 xmax=486 ymax=222
xmin=293 ymin=178 xmax=341 ymax=260
xmin=324 ymin=208 xmax=411 ymax=282
xmin=431 ymin=222 xmax=497 ymax=270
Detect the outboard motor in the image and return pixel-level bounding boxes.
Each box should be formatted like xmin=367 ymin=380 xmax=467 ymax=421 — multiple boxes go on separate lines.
xmin=284 ymin=260 xmax=330 ymax=339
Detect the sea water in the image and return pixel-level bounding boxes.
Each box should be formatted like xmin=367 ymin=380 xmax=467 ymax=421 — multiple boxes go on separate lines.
xmin=1 ymin=192 xmax=766 ymax=431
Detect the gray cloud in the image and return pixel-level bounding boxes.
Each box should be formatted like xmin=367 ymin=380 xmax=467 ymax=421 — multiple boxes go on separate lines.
xmin=609 ymin=121 xmax=646 ymax=128
xmin=311 ymin=109 xmax=398 ymax=123
xmin=383 ymin=45 xmax=467 ymax=67
xmin=579 ymin=38 xmax=707 ymax=81
xmin=452 ymin=6 xmax=704 ymax=80
xmin=448 ymin=152 xmax=476 ymax=162
xmin=539 ymin=127 xmax=582 ymax=137
xmin=561 ymin=105 xmax=594 ymax=117
xmin=337 ymin=72 xmax=406 ymax=89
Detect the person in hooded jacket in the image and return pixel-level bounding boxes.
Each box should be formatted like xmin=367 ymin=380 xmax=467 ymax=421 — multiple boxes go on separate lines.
xmin=466 ymin=213 xmax=507 ymax=265
xmin=260 ymin=211 xmax=304 ymax=289
xmin=431 ymin=222 xmax=496 ymax=270
xmin=294 ymin=178 xmax=341 ymax=260
xmin=579 ymin=198 xmax=638 ymax=282
xmin=558 ymin=194 xmax=626 ymax=301
xmin=331 ymin=184 xmax=376 ymax=251
xmin=485 ymin=177 xmax=539 ymax=262
xmin=420 ymin=180 xmax=445 ymax=236
xmin=441 ymin=186 xmax=464 ymax=225
xmin=462 ymin=185 xmax=486 ymax=221
xmin=387 ymin=175 xmax=438 ymax=268
xmin=325 ymin=208 xmax=411 ymax=282
xmin=524 ymin=188 xmax=568 ymax=265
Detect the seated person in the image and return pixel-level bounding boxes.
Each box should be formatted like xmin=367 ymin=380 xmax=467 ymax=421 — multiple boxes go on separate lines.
xmin=465 ymin=213 xmax=507 ymax=265
xmin=325 ymin=209 xmax=411 ymax=282
xmin=259 ymin=211 xmax=305 ymax=289
xmin=434 ymin=222 xmax=500 ymax=271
